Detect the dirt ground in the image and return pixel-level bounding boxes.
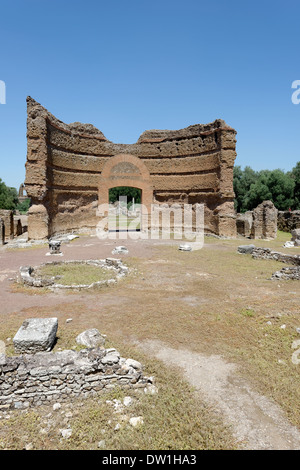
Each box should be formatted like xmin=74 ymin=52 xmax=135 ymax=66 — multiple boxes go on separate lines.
xmin=0 ymin=233 xmax=300 ymax=450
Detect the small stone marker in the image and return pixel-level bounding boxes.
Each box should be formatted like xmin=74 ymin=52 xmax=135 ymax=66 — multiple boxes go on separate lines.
xmin=48 ymin=240 xmax=61 ymax=254
xmin=13 ymin=317 xmax=58 ymax=354
xmin=112 ymin=246 xmax=128 ymax=254
xmin=178 ymin=244 xmax=192 ymax=251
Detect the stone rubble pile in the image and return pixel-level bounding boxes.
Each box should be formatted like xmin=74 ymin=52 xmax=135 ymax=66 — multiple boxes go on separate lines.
xmin=272 ymin=266 xmax=300 ymax=280
xmin=238 ymin=245 xmax=300 ymax=280
xmin=251 ymin=247 xmax=300 ymax=265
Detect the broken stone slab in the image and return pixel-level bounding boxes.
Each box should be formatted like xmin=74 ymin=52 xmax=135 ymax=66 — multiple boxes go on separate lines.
xmin=76 ymin=329 xmax=106 ymax=348
xmin=178 ymin=244 xmax=192 ymax=251
xmin=13 ymin=318 xmax=58 ymax=354
xmin=237 ymin=244 xmax=256 ymax=254
xmin=19 ymin=266 xmax=55 ymax=287
xmin=283 ymin=241 xmax=295 ymax=248
xmin=124 ymin=358 xmax=142 ymax=371
xmin=112 ymin=246 xmax=128 ymax=254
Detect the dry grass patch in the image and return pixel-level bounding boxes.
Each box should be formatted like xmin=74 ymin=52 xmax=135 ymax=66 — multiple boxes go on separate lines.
xmin=37 ymin=263 xmax=116 ymax=286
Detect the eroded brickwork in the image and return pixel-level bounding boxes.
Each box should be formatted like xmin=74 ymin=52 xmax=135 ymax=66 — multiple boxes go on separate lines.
xmin=25 ymin=97 xmax=237 ymax=239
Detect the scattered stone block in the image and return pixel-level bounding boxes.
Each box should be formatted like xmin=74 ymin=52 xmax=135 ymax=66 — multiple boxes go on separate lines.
xmin=129 ymin=416 xmax=144 ymax=427
xmin=291 ymin=229 xmax=300 ymax=247
xmin=291 ymin=229 xmax=300 ymax=241
xmin=237 ymin=244 xmax=256 ymax=254
xmin=112 ymin=246 xmax=128 ymax=254
xmin=76 ymin=329 xmax=106 ymax=348
xmin=178 ymin=244 xmax=192 ymax=251
xmin=13 ymin=318 xmax=58 ymax=354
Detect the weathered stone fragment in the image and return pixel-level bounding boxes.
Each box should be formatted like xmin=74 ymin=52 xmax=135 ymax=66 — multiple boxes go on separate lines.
xmin=237 ymin=244 xmax=256 ymax=254
xmin=178 ymin=244 xmax=192 ymax=251
xmin=13 ymin=318 xmax=58 ymax=353
xmin=291 ymin=229 xmax=300 ymax=245
xmin=76 ymin=329 xmax=106 ymax=348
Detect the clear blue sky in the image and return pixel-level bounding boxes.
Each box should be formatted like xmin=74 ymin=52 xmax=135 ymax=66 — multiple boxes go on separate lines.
xmin=0 ymin=0 xmax=300 ymax=189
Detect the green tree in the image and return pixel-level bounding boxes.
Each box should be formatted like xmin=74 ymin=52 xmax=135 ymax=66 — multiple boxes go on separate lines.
xmin=17 ymin=198 xmax=31 ymax=214
xmin=0 ymin=179 xmax=18 ymax=210
xmin=109 ymin=187 xmax=141 ymax=204
xmin=243 ymin=170 xmax=272 ymax=210
xmin=234 ymin=167 xmax=295 ymax=212
xmin=290 ymin=161 xmax=300 ymax=209
xmin=233 ymin=165 xmax=258 ymax=212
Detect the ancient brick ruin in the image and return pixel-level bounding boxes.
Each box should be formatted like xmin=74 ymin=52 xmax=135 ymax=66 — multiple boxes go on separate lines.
xmin=25 ymin=97 xmax=237 ymax=240
xmin=236 ymin=200 xmax=278 ymax=240
xmin=0 ymin=210 xmax=14 ymax=240
xmin=278 ymin=210 xmax=300 ymax=232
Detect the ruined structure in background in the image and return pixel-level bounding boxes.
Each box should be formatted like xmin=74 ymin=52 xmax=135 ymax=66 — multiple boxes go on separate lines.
xmin=251 ymin=200 xmax=278 ymax=239
xmin=278 ymin=210 xmax=300 ymax=232
xmin=236 ymin=211 xmax=253 ymax=238
xmin=18 ymin=183 xmax=28 ymax=204
xmin=0 ymin=210 xmax=14 ymax=240
xmin=25 ymin=97 xmax=237 ymax=240
xmin=236 ymin=200 xmax=278 ymax=240
xmin=0 ymin=218 xmax=4 ymax=245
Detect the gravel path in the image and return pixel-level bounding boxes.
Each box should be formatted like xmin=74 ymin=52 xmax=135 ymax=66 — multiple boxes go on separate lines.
xmin=138 ymin=339 xmax=300 ymax=450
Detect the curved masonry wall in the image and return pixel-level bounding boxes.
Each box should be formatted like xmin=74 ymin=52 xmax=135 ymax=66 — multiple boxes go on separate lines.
xmin=0 ymin=348 xmax=152 ymax=409
xmin=25 ymin=96 xmax=237 ymax=239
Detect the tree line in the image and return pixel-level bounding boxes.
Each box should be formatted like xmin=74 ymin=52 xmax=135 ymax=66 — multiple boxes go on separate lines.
xmin=0 ymin=179 xmax=31 ymax=213
xmin=234 ymin=162 xmax=300 ymax=213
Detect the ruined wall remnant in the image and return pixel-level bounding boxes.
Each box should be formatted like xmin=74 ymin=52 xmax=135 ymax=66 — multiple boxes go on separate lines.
xmin=0 ymin=218 xmax=4 ymax=245
xmin=0 ymin=347 xmax=152 ymax=409
xmin=236 ymin=211 xmax=253 ymax=238
xmin=25 ymin=97 xmax=237 ymax=240
xmin=251 ymin=247 xmax=300 ymax=265
xmin=0 ymin=210 xmax=14 ymax=240
xmin=250 ymin=201 xmax=278 ymax=239
xmin=278 ymin=210 xmax=300 ymax=232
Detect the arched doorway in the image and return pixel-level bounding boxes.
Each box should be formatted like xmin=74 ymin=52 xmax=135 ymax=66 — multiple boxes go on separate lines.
xmin=108 ymin=186 xmax=142 ymax=232
xmin=98 ymin=154 xmax=153 ymax=232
